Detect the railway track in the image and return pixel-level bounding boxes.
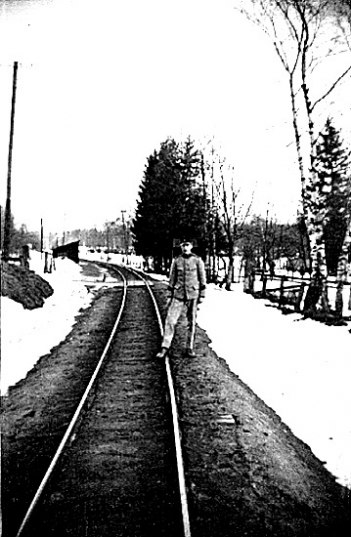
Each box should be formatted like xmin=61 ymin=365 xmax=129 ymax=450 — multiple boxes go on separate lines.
xmin=10 ymin=263 xmax=190 ymax=537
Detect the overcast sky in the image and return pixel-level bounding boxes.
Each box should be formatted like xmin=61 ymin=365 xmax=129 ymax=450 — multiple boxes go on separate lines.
xmin=0 ymin=0 xmax=350 ymax=234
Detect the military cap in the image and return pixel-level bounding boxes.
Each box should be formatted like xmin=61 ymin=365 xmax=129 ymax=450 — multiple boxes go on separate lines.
xmin=173 ymin=237 xmax=197 ymax=247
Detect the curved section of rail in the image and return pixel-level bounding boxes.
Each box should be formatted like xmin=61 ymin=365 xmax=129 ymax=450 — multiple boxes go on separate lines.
xmin=127 ymin=266 xmax=192 ymax=537
xmin=15 ymin=268 xmax=128 ymax=537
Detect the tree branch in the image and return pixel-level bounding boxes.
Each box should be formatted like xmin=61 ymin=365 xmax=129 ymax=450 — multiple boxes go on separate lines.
xmin=311 ymin=64 xmax=351 ymax=111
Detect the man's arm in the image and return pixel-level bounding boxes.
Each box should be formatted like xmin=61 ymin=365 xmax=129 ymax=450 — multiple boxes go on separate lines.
xmin=197 ymin=257 xmax=206 ymax=301
xmin=167 ymin=259 xmax=177 ymax=300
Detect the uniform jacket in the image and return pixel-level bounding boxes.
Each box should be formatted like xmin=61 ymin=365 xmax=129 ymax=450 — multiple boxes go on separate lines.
xmin=167 ymin=253 xmax=206 ymax=301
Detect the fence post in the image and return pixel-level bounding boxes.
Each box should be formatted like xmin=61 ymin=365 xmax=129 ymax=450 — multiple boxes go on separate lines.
xmin=262 ymin=273 xmax=267 ymax=297
xmin=248 ymin=269 xmax=255 ymax=293
xmin=278 ymin=276 xmax=286 ymax=308
xmin=295 ymin=282 xmax=306 ymax=312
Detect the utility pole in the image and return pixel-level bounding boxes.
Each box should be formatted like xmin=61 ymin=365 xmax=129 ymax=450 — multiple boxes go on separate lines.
xmin=106 ymin=223 xmax=110 ymax=250
xmin=40 ymin=218 xmax=44 ymax=258
xmin=3 ymin=61 xmax=18 ymax=260
xmin=261 ymin=208 xmax=269 ymax=279
xmin=121 ymin=210 xmax=128 ymax=254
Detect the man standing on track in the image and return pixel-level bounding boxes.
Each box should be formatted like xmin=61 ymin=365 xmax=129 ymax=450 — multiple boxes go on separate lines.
xmin=156 ymin=238 xmax=206 ymax=359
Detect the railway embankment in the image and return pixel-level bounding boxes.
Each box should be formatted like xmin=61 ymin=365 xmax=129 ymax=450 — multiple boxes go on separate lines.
xmin=1 ymin=260 xmax=350 ymax=536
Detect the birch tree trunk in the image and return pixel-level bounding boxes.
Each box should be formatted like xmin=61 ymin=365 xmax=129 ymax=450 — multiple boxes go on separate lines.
xmin=335 ymin=217 xmax=351 ymax=316
xmin=288 ymin=69 xmax=330 ymax=314
xmin=225 ymin=242 xmax=235 ymax=291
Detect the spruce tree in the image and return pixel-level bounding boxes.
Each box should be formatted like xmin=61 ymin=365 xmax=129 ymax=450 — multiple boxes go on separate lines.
xmin=132 ymin=137 xmax=209 ymax=270
xmin=315 ymin=118 xmax=350 ymax=275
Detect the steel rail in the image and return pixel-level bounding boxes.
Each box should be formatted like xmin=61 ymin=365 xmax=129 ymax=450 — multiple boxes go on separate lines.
xmin=127 ymin=266 xmax=192 ymax=537
xmin=15 ymin=268 xmax=128 ymax=537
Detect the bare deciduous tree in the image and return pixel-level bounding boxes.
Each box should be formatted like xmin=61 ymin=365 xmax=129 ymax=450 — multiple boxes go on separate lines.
xmin=204 ymin=147 xmax=253 ymax=290
xmin=239 ymin=0 xmax=351 ymax=314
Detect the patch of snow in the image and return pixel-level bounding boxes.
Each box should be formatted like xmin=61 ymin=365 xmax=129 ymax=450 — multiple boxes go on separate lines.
xmin=79 ymin=247 xmax=144 ymax=269
xmin=197 ymin=284 xmax=351 ymax=488
xmin=1 ymin=251 xmax=93 ymax=395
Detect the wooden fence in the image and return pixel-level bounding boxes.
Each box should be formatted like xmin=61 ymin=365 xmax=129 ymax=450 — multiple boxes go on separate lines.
xmin=247 ymin=272 xmax=351 ymax=316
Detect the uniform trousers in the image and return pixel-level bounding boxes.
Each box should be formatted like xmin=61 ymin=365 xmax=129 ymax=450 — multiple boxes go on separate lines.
xmin=161 ymin=298 xmax=198 ymax=350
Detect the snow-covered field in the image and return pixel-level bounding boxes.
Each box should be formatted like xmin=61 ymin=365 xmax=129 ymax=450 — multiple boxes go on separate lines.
xmin=1 ymin=251 xmax=350 ymax=489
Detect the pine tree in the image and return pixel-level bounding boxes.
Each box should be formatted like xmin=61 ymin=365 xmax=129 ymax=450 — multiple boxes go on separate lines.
xmin=178 ymin=137 xmax=208 ymax=251
xmin=132 ymin=137 xmax=209 ymax=270
xmin=315 ymin=117 xmax=350 ymax=275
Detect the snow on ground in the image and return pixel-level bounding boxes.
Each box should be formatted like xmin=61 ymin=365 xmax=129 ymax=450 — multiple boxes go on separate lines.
xmin=1 ymin=252 xmax=94 ymax=395
xmin=79 ymin=247 xmax=144 ymax=269
xmin=197 ymin=284 xmax=351 ymax=489
xmin=1 ymin=252 xmax=350 ymax=489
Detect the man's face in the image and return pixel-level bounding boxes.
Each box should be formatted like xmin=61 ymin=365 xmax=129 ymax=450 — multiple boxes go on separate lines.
xmin=180 ymin=242 xmax=193 ymax=255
